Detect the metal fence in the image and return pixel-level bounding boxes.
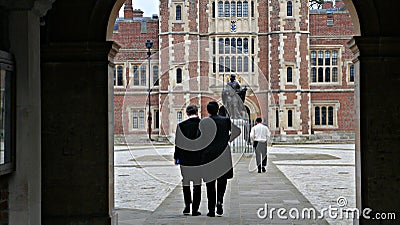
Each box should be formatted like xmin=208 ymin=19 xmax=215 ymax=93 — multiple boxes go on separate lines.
xmin=230 ymin=118 xmax=254 ymax=153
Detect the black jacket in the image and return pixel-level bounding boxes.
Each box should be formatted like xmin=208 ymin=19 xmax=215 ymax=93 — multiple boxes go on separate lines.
xmin=174 ymin=117 xmax=202 ymax=166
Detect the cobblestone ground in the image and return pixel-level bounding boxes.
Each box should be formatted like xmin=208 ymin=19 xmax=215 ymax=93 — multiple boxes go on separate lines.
xmin=114 ymin=144 xmax=356 ymax=224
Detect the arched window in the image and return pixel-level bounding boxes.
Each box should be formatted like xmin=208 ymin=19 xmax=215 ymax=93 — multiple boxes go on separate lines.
xmin=287 ymin=67 xmax=293 ymax=83
xmin=243 ymin=1 xmax=248 ymax=17
xmin=332 ymin=67 xmax=338 ymax=82
xmin=212 ymin=2 xmax=216 ymax=18
xmin=219 ymin=38 xmax=224 ymax=54
xmin=311 ymin=67 xmax=316 ymax=82
xmin=140 ymin=66 xmax=146 ymax=86
xmin=231 ymin=38 xmax=236 ymax=54
xmin=288 ymin=110 xmax=293 ymax=127
xmin=318 ymin=51 xmax=324 ymax=65
xmin=315 ymin=107 xmax=320 ymax=125
xmin=133 ymin=65 xmax=139 ymax=86
xmin=212 ymin=38 xmax=216 ymax=54
xmin=225 ymin=1 xmax=230 ymax=17
xmin=287 ymin=1 xmax=293 ymax=17
xmin=116 ymin=65 xmax=123 ymax=86
xmin=225 ymin=57 xmax=230 ymax=72
xmin=311 ymin=51 xmax=316 ymax=66
xmin=237 ymin=1 xmax=242 ymax=17
xmin=231 ymin=1 xmax=236 ymax=16
xmin=176 ymin=5 xmax=182 ymax=20
xmin=325 ymin=51 xmax=331 ymax=65
xmin=237 ymin=38 xmax=242 ymax=53
xmin=244 ymin=56 xmax=249 ymax=72
xmin=328 ymin=106 xmax=333 ymax=125
xmin=251 ymin=1 xmax=254 ymax=17
xmin=321 ymin=107 xmax=327 ymax=125
xmin=218 ymin=1 xmax=224 ymax=17
xmin=243 ymin=38 xmax=248 ymax=53
xmin=231 ymin=56 xmax=236 ymax=72
xmin=325 ymin=68 xmax=330 ymax=82
xmin=225 ymin=38 xmax=230 ymax=54
xmin=318 ymin=68 xmax=323 ymax=82
xmin=219 ymin=57 xmax=224 ymax=72
xmin=349 ymin=64 xmax=355 ymax=82
xmin=176 ymin=68 xmax=182 ymax=83
xmin=153 ymin=66 xmax=159 ymax=86
xmin=237 ymin=56 xmax=242 ymax=72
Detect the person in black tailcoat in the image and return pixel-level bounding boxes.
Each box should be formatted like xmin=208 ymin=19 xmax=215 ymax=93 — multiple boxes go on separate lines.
xmin=174 ymin=105 xmax=202 ymax=216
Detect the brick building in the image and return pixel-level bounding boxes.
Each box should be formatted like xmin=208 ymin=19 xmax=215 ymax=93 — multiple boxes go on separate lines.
xmin=112 ymin=0 xmax=355 ymax=142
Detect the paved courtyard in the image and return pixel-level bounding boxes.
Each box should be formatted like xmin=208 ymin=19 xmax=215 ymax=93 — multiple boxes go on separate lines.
xmin=114 ymin=144 xmax=356 ymax=225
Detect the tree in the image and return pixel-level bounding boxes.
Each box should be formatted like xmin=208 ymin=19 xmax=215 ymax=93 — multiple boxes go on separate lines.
xmin=309 ymin=0 xmax=324 ymax=9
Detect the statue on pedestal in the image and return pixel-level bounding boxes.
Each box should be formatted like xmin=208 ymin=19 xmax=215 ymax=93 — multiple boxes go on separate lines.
xmin=222 ymin=74 xmax=248 ymax=119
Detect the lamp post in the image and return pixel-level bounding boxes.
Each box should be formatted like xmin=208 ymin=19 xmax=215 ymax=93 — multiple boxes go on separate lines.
xmin=145 ymin=40 xmax=153 ymax=141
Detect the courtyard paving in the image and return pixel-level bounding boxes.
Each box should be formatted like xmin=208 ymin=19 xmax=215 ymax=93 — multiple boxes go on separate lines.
xmin=114 ymin=144 xmax=356 ymax=225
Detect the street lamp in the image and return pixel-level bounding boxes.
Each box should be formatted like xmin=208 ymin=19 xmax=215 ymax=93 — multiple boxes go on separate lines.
xmin=145 ymin=39 xmax=153 ymax=141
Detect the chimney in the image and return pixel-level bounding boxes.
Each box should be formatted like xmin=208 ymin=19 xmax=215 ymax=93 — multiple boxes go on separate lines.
xmin=124 ymin=0 xmax=134 ymax=19
xmin=335 ymin=0 xmax=345 ymax=9
xmin=322 ymin=0 xmax=333 ymax=9
xmin=133 ymin=9 xmax=144 ymax=18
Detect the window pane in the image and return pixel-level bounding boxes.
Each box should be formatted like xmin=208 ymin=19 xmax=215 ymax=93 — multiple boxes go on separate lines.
xmin=318 ymin=51 xmax=324 ymax=65
xmin=176 ymin=5 xmax=181 ymax=20
xmin=325 ymin=51 xmax=331 ymax=65
xmin=213 ymin=57 xmax=216 ymax=73
xmin=332 ymin=67 xmax=338 ymax=82
xmin=321 ymin=107 xmax=326 ymax=125
xmin=219 ymin=38 xmax=224 ymax=54
xmin=275 ymin=109 xmax=279 ymax=128
xmin=176 ymin=68 xmax=182 ymax=83
xmin=177 ymin=111 xmax=182 ymax=123
xmin=318 ymin=68 xmax=323 ymax=82
xmin=153 ymin=66 xmax=159 ymax=86
xmin=311 ymin=51 xmax=316 ymax=66
xmin=139 ymin=110 xmax=145 ymax=128
xmin=212 ymin=2 xmax=216 ymax=18
xmin=328 ymin=106 xmax=333 ymax=125
xmin=252 ymin=56 xmax=255 ymax=72
xmin=315 ymin=107 xmax=320 ymax=125
xmin=251 ymin=38 xmax=255 ymax=54
xmin=231 ymin=2 xmax=236 ymax=16
xmin=133 ymin=111 xmax=138 ymax=128
xmin=225 ymin=57 xmax=230 ymax=72
xmin=251 ymin=1 xmax=254 ymax=17
xmin=117 ymin=66 xmax=123 ymax=86
xmin=133 ymin=65 xmax=139 ymax=86
xmin=332 ymin=50 xmax=338 ymax=65
xmin=349 ymin=64 xmax=354 ymax=82
xmin=287 ymin=1 xmax=292 ymax=17
xmin=237 ymin=38 xmax=242 ymax=53
xmin=212 ymin=38 xmax=216 ymax=54
xmin=243 ymin=1 xmax=248 ymax=17
xmin=219 ymin=57 xmax=224 ymax=72
xmin=237 ymin=56 xmax=242 ymax=72
xmin=288 ymin=110 xmax=293 ymax=127
xmin=287 ymin=67 xmax=292 ymax=82
xmin=225 ymin=38 xmax=230 ymax=54
xmin=225 ymin=1 xmax=230 ymax=17
xmin=218 ymin=1 xmax=224 ymax=17
xmin=243 ymin=38 xmax=248 ymax=53
xmin=325 ymin=67 xmax=330 ymax=82
xmin=231 ymin=56 xmax=236 ymax=72
xmin=231 ymin=38 xmax=236 ymax=54
xmin=311 ymin=67 xmax=316 ymax=82
xmin=155 ymin=110 xmax=160 ymax=128
xmin=237 ymin=1 xmax=242 ymax=17
xmin=244 ymin=56 xmax=248 ymax=72
xmin=140 ymin=66 xmax=146 ymax=86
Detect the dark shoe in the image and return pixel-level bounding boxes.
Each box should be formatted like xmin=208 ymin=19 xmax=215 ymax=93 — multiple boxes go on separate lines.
xmin=183 ymin=205 xmax=190 ymax=215
xmin=207 ymin=212 xmax=215 ymax=217
xmin=216 ymin=204 xmax=223 ymax=215
xmin=192 ymin=211 xmax=201 ymax=216
xmin=257 ymin=165 xmax=262 ymax=173
xmin=262 ymin=167 xmax=266 ymax=172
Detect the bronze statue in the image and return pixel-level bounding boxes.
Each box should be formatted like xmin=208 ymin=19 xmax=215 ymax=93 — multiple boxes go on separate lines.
xmin=222 ymin=74 xmax=248 ymax=119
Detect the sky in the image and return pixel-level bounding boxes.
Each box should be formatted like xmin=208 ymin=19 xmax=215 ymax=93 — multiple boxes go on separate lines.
xmin=119 ymin=0 xmax=160 ymax=18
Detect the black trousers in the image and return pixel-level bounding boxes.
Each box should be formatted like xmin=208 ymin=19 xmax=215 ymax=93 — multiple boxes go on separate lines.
xmin=183 ymin=184 xmax=201 ymax=212
xmin=206 ymin=178 xmax=228 ymax=212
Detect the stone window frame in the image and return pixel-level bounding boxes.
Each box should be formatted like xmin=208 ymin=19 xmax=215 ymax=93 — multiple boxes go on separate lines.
xmin=214 ymin=0 xmax=250 ymax=18
xmin=172 ymin=0 xmax=186 ymax=23
xmin=310 ymin=46 xmax=342 ymax=86
xmin=284 ymin=63 xmax=295 ymax=84
xmin=130 ymin=108 xmax=147 ymax=131
xmin=312 ymin=101 xmax=340 ymax=129
xmin=114 ymin=63 xmax=126 ymax=88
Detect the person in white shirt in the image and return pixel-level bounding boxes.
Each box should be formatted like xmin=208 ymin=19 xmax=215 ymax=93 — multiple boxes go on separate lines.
xmin=250 ymin=117 xmax=271 ymax=173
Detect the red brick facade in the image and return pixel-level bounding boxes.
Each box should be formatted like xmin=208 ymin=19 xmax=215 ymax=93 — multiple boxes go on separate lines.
xmin=112 ymin=0 xmax=355 ymax=141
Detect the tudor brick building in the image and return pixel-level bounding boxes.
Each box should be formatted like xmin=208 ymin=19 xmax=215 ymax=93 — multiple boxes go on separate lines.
xmin=112 ymin=0 xmax=355 ymax=142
